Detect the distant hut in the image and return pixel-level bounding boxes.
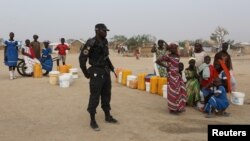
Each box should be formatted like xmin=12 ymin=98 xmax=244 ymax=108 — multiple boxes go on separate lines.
xmin=69 ymin=39 xmax=85 ymax=53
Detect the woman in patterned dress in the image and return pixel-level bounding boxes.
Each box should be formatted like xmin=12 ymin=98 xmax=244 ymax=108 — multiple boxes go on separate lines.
xmin=156 ymin=43 xmax=187 ymax=114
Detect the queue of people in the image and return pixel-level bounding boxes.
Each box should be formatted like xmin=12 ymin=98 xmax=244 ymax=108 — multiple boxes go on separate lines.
xmin=3 ymin=25 xmax=235 ymax=132
xmin=3 ymin=32 xmax=70 ymax=79
xmin=153 ymin=40 xmax=234 ymax=118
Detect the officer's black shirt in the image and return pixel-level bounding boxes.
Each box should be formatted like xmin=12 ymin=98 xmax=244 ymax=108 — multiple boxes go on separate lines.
xmin=79 ymin=37 xmax=114 ymax=77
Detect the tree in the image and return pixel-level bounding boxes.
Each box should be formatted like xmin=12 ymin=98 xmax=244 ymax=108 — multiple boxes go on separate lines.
xmin=126 ymin=34 xmax=156 ymax=50
xmin=110 ymin=35 xmax=127 ymax=43
xmin=210 ymin=26 xmax=229 ymax=50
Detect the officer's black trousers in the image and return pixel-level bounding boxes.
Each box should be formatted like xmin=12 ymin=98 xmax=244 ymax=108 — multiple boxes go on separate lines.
xmin=87 ymin=73 xmax=111 ymax=114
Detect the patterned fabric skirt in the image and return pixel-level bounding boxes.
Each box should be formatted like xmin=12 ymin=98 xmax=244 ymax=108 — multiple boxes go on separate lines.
xmin=167 ymin=72 xmax=187 ymax=112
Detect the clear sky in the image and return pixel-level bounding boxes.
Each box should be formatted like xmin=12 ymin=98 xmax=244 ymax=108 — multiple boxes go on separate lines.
xmin=1 ymin=0 xmax=249 ymax=42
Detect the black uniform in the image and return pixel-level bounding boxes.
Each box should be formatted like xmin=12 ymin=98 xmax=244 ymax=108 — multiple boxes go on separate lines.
xmin=79 ymin=37 xmax=114 ymax=114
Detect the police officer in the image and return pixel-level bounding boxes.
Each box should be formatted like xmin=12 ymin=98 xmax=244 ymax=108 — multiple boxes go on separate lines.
xmin=79 ymin=23 xmax=118 ymax=131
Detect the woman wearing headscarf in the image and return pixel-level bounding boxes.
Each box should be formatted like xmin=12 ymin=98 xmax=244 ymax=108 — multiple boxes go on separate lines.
xmin=156 ymin=43 xmax=187 ymax=114
xmin=193 ymin=43 xmax=207 ymax=68
xmin=152 ymin=40 xmax=168 ymax=77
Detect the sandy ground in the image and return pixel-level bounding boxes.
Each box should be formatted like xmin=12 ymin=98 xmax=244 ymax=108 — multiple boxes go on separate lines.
xmin=0 ymin=50 xmax=250 ymax=141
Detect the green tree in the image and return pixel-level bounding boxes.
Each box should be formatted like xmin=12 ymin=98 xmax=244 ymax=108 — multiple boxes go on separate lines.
xmin=110 ymin=35 xmax=127 ymax=43
xmin=126 ymin=34 xmax=156 ymax=50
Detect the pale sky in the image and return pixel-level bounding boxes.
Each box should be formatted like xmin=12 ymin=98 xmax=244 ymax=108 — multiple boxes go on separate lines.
xmin=1 ymin=0 xmax=250 ymax=42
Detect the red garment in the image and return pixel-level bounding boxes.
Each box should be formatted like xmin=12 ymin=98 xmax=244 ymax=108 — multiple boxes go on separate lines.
xmin=55 ymin=44 xmax=69 ymax=55
xmin=219 ymin=59 xmax=231 ymax=93
xmin=201 ymin=65 xmax=218 ymax=88
xmin=29 ymin=46 xmax=36 ymax=58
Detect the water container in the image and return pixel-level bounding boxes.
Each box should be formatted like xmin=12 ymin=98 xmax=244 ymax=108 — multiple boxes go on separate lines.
xmin=162 ymin=85 xmax=167 ymax=98
xmin=66 ymin=64 xmax=72 ymax=70
xmin=157 ymin=77 xmax=167 ymax=96
xmin=69 ymin=68 xmax=78 ymax=78
xmin=122 ymin=70 xmax=132 ymax=85
xmin=126 ymin=75 xmax=137 ymax=87
xmin=63 ymin=73 xmax=73 ymax=85
xmin=145 ymin=74 xmax=155 ymax=82
xmin=59 ymin=74 xmax=71 ymax=88
xmin=59 ymin=65 xmax=69 ymax=73
xmin=145 ymin=82 xmax=150 ymax=92
xmin=150 ymin=76 xmax=158 ymax=94
xmin=231 ymin=92 xmax=245 ymax=105
xmin=115 ymin=68 xmax=123 ymax=83
xmin=118 ymin=71 xmax=122 ymax=84
xmin=49 ymin=71 xmax=60 ymax=85
xmin=33 ymin=63 xmax=42 ymax=78
xmin=137 ymin=73 xmax=146 ymax=91
xmin=129 ymin=80 xmax=138 ymax=89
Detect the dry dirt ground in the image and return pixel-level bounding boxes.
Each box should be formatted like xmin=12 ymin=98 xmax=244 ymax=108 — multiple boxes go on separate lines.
xmin=0 ymin=50 xmax=250 ymax=141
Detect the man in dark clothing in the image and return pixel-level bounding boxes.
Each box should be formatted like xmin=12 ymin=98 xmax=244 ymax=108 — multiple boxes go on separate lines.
xmin=79 ymin=23 xmax=118 ymax=131
xmin=31 ymin=35 xmax=41 ymax=59
xmin=213 ymin=42 xmax=233 ymax=71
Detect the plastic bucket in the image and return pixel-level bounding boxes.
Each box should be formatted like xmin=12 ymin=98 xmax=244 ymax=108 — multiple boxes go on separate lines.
xmin=33 ymin=63 xmax=42 ymax=78
xmin=126 ymin=75 xmax=137 ymax=87
xmin=231 ymin=92 xmax=245 ymax=105
xmin=150 ymin=76 xmax=158 ymax=94
xmin=162 ymin=85 xmax=167 ymax=98
xmin=118 ymin=71 xmax=122 ymax=84
xmin=137 ymin=73 xmax=146 ymax=90
xmin=59 ymin=65 xmax=69 ymax=73
xmin=69 ymin=68 xmax=78 ymax=78
xmin=49 ymin=71 xmax=60 ymax=85
xmin=59 ymin=74 xmax=71 ymax=88
xmin=146 ymin=82 xmax=150 ymax=92
xmin=157 ymin=77 xmax=167 ymax=96
xmin=122 ymin=70 xmax=132 ymax=85
xmin=63 ymin=73 xmax=73 ymax=85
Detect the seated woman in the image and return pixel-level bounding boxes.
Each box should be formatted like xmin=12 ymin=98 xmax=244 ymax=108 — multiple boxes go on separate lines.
xmin=204 ymin=78 xmax=230 ymax=118
xmin=185 ymin=58 xmax=200 ymax=107
xmin=40 ymin=41 xmax=53 ymax=76
xmin=22 ymin=39 xmax=40 ymax=76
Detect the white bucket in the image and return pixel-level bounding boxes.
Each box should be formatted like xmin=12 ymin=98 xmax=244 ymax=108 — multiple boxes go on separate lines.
xmin=59 ymin=74 xmax=71 ymax=88
xmin=49 ymin=71 xmax=60 ymax=85
xmin=118 ymin=72 xmax=122 ymax=84
xmin=64 ymin=73 xmax=73 ymax=85
xmin=162 ymin=85 xmax=167 ymax=98
xmin=126 ymin=75 xmax=137 ymax=87
xmin=231 ymin=92 xmax=245 ymax=105
xmin=146 ymin=82 xmax=150 ymax=92
xmin=69 ymin=68 xmax=78 ymax=78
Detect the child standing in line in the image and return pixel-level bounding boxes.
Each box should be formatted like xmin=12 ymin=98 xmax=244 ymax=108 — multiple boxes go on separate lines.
xmin=4 ymin=32 xmax=18 ymax=80
xmin=54 ymin=38 xmax=70 ymax=66
xmin=40 ymin=41 xmax=53 ymax=76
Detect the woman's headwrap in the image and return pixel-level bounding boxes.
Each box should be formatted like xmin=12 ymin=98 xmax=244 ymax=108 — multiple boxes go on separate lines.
xmin=168 ymin=43 xmax=179 ymax=55
xmin=188 ymin=57 xmax=196 ymax=62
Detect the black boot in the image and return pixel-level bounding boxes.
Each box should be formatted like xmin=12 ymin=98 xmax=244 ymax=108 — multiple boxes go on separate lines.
xmin=104 ymin=111 xmax=118 ymax=123
xmin=90 ymin=114 xmax=100 ymax=131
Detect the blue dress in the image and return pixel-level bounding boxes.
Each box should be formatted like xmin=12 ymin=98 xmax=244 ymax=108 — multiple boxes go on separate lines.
xmin=204 ymin=86 xmax=229 ymax=113
xmin=4 ymin=40 xmax=18 ymax=66
xmin=40 ymin=48 xmax=53 ymax=71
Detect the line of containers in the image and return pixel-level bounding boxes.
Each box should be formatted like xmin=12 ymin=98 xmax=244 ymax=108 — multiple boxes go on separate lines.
xmin=33 ymin=63 xmax=78 ymax=88
xmin=115 ymin=68 xmax=167 ymax=98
